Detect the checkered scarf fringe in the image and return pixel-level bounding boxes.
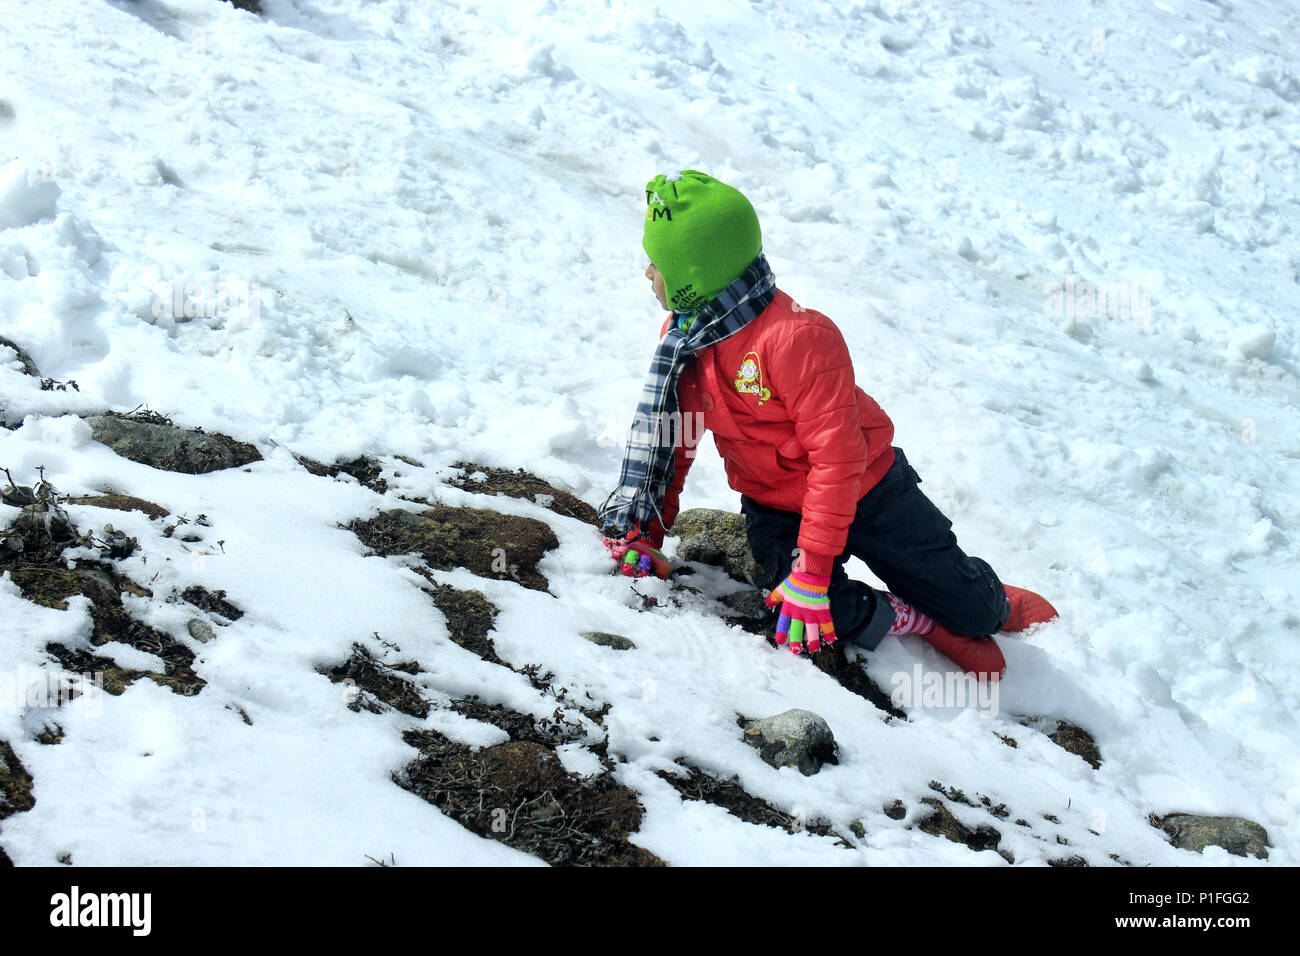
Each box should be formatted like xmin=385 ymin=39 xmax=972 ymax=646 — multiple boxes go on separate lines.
xmin=597 ymin=253 xmax=776 ymax=538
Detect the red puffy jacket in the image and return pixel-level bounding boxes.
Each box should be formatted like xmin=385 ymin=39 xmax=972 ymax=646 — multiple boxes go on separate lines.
xmin=645 ymin=288 xmax=896 ymax=575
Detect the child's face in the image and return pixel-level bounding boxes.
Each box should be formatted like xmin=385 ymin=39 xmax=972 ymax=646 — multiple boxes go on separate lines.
xmin=645 ymin=262 xmax=669 ymax=311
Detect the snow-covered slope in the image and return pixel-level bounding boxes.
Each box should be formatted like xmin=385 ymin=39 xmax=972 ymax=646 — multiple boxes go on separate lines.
xmin=0 ymin=0 xmax=1296 ymax=865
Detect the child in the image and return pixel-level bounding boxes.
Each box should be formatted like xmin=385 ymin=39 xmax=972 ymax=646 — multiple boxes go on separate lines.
xmin=597 ymin=170 xmax=1057 ymax=679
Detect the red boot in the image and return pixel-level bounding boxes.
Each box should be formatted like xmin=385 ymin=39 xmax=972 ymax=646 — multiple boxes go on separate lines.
xmin=917 ymin=624 xmax=1006 ymax=681
xmin=1001 ymin=585 xmax=1058 ymax=633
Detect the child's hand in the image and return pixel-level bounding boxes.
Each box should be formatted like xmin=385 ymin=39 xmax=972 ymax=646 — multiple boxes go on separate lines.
xmin=603 ymin=534 xmax=672 ymax=579
xmin=765 ymin=570 xmax=836 ymax=653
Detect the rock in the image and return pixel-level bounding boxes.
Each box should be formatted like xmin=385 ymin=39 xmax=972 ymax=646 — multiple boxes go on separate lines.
xmin=742 ymin=708 xmax=838 ymax=776
xmin=1152 ymin=813 xmax=1270 ymax=860
xmin=350 ymin=506 xmax=559 ymax=592
xmin=186 ymin=619 xmax=216 ymax=643
xmin=0 ymin=334 xmax=40 ymax=377
xmin=719 ymin=588 xmax=768 ymax=619
xmin=672 ymin=508 xmax=765 ymax=586
xmin=580 ymin=630 xmax=636 ymax=650
xmin=85 ymin=414 xmax=261 ymax=474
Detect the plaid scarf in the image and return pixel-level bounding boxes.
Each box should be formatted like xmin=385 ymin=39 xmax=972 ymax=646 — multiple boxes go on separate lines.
xmin=597 ymin=253 xmax=776 ymax=537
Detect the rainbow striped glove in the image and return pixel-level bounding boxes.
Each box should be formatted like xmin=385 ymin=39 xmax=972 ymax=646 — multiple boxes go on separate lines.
xmin=765 ymin=570 xmax=836 ymax=654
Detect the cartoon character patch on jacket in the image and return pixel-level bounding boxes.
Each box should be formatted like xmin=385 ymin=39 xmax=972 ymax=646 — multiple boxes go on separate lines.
xmin=734 ymin=351 xmax=771 ymax=405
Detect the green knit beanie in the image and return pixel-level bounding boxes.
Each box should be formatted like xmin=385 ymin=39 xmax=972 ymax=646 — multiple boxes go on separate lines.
xmin=642 ymin=170 xmax=762 ymax=315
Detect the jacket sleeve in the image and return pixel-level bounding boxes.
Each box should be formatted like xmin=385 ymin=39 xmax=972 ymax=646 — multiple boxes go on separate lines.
xmin=770 ymin=321 xmax=868 ymax=572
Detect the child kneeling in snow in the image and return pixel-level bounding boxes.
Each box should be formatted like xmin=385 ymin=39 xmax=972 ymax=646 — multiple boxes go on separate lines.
xmin=598 ymin=170 xmax=1056 ymax=679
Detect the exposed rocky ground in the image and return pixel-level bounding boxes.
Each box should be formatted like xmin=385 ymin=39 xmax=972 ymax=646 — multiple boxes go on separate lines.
xmin=0 ymin=415 xmax=1272 ymax=865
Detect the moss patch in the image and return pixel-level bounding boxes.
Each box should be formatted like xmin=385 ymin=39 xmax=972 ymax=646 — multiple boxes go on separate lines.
xmin=295 ymin=453 xmax=389 ymax=494
xmin=396 ymin=730 xmax=662 ymax=866
xmin=320 ymin=643 xmax=429 ymax=718
xmin=9 ymin=561 xmax=205 ymax=697
xmin=0 ymin=740 xmax=35 ymax=819
xmin=916 ymin=797 xmax=1002 ymax=853
xmin=422 ymin=581 xmax=504 ymax=665
xmin=447 ymin=462 xmax=598 ymax=526
xmin=1019 ymin=716 xmax=1101 ymax=769
xmin=441 ymin=696 xmax=588 ymax=749
xmin=64 ymin=493 xmax=170 ymax=520
xmin=180 ymin=585 xmax=244 ymax=622
xmin=656 ymin=760 xmax=836 ymax=837
xmin=350 ymin=506 xmax=558 ymax=592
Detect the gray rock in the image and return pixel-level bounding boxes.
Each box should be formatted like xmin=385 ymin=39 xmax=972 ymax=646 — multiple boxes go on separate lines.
xmin=580 ymin=630 xmax=636 ymax=651
xmin=85 ymin=415 xmax=260 ymax=474
xmin=742 ymin=708 xmax=838 ymax=776
xmin=186 ymin=619 xmax=216 ymax=643
xmin=1154 ymin=813 xmax=1270 ymax=860
xmin=672 ymin=508 xmax=765 ymax=586
xmin=0 ymin=335 xmax=40 ymax=378
xmin=719 ymin=588 xmax=769 ymax=619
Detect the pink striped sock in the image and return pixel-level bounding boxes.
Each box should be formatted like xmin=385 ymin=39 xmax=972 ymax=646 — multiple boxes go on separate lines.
xmin=886 ymin=593 xmax=935 ymax=636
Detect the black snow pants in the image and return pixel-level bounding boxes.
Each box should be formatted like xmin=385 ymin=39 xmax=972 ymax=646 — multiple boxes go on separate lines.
xmin=741 ymin=447 xmax=1011 ymax=650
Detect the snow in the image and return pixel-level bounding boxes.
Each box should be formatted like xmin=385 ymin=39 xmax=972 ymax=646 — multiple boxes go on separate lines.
xmin=0 ymin=0 xmax=1297 ymax=866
